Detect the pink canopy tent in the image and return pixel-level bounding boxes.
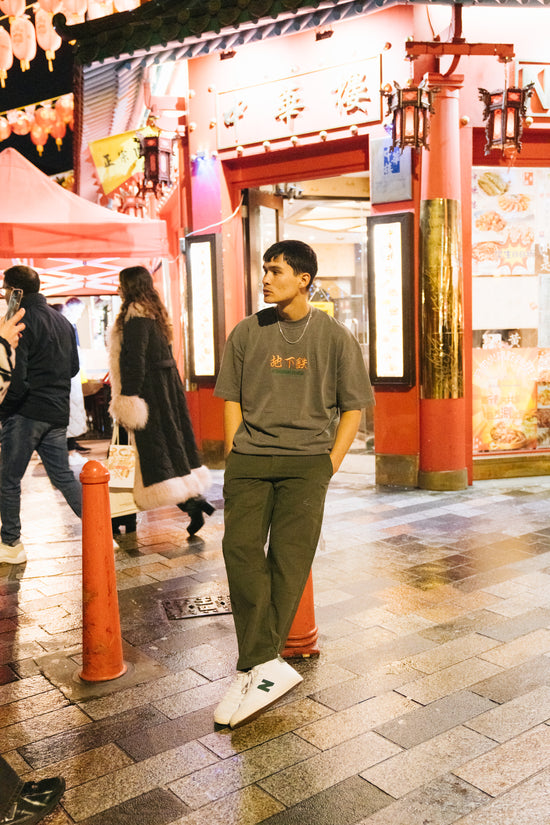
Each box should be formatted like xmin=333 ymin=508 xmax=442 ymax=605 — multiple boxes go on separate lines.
xmin=0 ymin=148 xmax=169 ymax=295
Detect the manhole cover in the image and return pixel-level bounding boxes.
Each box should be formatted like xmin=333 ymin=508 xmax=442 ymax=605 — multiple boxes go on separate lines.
xmin=163 ymin=591 xmax=232 ymax=619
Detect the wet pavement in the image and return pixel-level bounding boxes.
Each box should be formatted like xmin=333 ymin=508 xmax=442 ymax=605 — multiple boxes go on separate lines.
xmin=2 ymin=442 xmax=550 ymax=824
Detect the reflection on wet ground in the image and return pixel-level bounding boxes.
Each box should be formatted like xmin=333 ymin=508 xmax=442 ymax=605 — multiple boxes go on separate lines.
xmin=2 ymin=443 xmax=550 ymax=824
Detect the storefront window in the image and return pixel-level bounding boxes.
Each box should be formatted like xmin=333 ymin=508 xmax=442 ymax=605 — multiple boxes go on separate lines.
xmin=472 ymin=166 xmax=550 ymax=453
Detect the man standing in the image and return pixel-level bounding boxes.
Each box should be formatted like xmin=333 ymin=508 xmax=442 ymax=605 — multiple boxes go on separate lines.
xmin=213 ymin=240 xmax=374 ymax=728
xmin=0 ymin=266 xmax=82 ymax=564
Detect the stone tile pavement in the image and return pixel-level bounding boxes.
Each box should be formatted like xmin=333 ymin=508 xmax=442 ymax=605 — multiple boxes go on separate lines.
xmin=2 ymin=442 xmax=550 ymax=824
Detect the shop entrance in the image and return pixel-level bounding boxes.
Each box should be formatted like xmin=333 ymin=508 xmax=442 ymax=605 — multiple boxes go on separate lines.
xmin=243 ymin=174 xmax=373 ymax=448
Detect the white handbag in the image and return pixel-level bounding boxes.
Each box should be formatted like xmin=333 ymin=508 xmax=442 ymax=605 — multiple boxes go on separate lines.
xmin=106 ymin=423 xmax=140 ymax=518
xmin=106 ymin=422 xmax=136 ymax=488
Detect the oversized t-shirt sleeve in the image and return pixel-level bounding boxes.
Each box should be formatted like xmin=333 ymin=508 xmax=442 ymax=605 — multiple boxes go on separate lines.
xmin=336 ymin=327 xmax=374 ymax=412
xmin=213 ymin=323 xmax=245 ymax=402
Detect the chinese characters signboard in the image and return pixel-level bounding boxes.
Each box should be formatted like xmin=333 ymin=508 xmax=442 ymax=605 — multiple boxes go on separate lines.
xmin=89 ymin=130 xmax=143 ymax=195
xmin=216 ymin=56 xmax=382 ymax=149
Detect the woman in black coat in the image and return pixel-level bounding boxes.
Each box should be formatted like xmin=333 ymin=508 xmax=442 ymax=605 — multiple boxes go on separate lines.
xmin=108 ymin=266 xmax=214 ymax=535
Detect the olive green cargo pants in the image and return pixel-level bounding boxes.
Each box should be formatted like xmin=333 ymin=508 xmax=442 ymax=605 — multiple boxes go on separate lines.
xmin=222 ymin=451 xmax=333 ymax=670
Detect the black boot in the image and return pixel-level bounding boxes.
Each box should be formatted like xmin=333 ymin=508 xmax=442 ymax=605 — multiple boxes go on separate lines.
xmin=178 ymin=497 xmax=215 ymax=536
xmin=5 ymin=777 xmax=66 ymax=824
xmin=112 ymin=514 xmax=137 ymax=536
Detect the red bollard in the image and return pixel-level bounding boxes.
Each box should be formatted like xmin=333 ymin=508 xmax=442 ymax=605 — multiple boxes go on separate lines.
xmin=79 ymin=460 xmax=127 ymax=682
xmin=282 ymin=570 xmax=320 ymax=658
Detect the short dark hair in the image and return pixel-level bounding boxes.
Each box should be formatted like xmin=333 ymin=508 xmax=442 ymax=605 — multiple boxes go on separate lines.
xmin=3 ymin=265 xmax=40 ymax=294
xmin=263 ymin=240 xmax=318 ymax=287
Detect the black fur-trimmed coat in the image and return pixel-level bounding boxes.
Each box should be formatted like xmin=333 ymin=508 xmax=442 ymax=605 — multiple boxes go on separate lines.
xmin=108 ymin=304 xmax=209 ymax=510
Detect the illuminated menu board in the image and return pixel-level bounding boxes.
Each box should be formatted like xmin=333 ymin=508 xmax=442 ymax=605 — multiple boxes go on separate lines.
xmin=373 ymin=221 xmax=404 ymax=377
xmin=190 ymin=240 xmax=216 ymax=377
xmin=367 ymin=212 xmax=414 ymax=387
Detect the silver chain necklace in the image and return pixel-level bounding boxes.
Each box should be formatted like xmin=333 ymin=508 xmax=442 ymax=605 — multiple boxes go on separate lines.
xmin=277 ymin=308 xmax=312 ymax=344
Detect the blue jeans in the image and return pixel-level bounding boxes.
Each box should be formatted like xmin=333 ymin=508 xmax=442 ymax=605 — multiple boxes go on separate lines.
xmin=0 ymin=414 xmax=82 ymax=545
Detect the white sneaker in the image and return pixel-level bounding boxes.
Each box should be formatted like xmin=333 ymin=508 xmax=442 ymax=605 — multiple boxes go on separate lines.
xmin=0 ymin=541 xmax=26 ymax=564
xmin=229 ymin=657 xmax=303 ymax=729
xmin=214 ymin=671 xmax=252 ymax=726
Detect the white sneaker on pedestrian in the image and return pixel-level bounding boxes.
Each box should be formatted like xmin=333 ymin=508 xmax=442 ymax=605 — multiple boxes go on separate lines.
xmin=214 ymin=671 xmax=252 ymax=725
xmin=229 ymin=656 xmax=303 ymax=728
xmin=0 ymin=541 xmax=26 ymax=564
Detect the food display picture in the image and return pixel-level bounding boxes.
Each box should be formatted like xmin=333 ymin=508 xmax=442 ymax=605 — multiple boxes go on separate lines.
xmin=535 ymin=349 xmax=550 ymax=448
xmin=472 ymin=347 xmax=538 ymax=452
xmin=472 ymin=168 xmax=536 ymax=277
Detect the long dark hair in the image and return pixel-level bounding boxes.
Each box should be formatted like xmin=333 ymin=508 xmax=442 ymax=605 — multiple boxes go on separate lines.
xmin=116 ymin=266 xmax=172 ymax=343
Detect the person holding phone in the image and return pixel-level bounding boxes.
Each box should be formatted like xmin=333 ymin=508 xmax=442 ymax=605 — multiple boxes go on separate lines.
xmin=0 ymin=306 xmax=25 ymax=401
xmin=0 ymin=266 xmax=82 ymax=565
xmin=5 ymin=287 xmax=23 ymax=320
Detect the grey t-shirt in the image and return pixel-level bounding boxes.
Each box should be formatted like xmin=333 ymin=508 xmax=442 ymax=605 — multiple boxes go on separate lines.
xmin=214 ymin=306 xmax=374 ymax=455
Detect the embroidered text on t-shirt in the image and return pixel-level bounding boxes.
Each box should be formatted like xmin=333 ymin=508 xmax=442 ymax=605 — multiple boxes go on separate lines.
xmin=270 ymin=354 xmax=309 ymax=373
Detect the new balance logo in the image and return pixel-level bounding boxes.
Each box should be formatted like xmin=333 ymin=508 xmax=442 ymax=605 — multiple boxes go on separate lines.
xmin=257 ymin=679 xmax=274 ymax=693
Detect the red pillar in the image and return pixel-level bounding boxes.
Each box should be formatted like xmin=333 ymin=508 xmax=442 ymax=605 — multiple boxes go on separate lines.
xmin=419 ymin=73 xmax=468 ymax=491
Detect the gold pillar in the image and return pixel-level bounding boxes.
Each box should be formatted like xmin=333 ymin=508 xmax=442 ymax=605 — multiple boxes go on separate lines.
xmin=420 ymin=198 xmax=464 ymax=400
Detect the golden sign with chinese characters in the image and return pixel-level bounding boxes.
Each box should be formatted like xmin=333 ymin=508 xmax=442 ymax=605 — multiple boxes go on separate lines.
xmin=216 ymin=55 xmax=382 ymax=150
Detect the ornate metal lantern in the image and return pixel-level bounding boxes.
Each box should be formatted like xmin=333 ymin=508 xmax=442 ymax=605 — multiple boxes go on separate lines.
xmin=478 ymin=83 xmax=534 ymax=155
xmin=138 ymin=133 xmax=173 ymax=194
xmin=382 ymin=80 xmax=435 ymax=152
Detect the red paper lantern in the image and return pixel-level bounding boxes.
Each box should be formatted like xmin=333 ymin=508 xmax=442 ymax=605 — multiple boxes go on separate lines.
xmin=87 ymin=0 xmax=114 ymax=20
xmin=37 ymin=0 xmax=63 ymax=11
xmin=10 ymin=16 xmax=36 ymax=72
xmin=55 ymin=93 xmax=74 ymax=123
xmin=0 ymin=27 xmax=13 ymax=89
xmin=34 ymin=105 xmax=57 ymax=130
xmin=0 ymin=117 xmax=11 ymax=142
xmin=10 ymin=110 xmax=31 ymax=135
xmin=49 ymin=118 xmax=66 ymax=149
xmin=30 ymin=122 xmax=49 ymax=155
xmin=35 ymin=8 xmax=62 ymax=71
xmin=114 ymin=0 xmax=139 ymax=10
xmin=0 ymin=0 xmax=25 ymax=17
xmin=62 ymin=0 xmax=87 ymax=14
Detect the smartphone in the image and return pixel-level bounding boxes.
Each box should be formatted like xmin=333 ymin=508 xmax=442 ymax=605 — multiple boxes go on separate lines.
xmin=6 ymin=288 xmax=23 ymax=320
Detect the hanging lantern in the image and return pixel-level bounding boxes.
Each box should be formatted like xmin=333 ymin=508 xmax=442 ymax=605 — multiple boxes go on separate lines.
xmin=113 ymin=0 xmax=140 ymax=9
xmin=62 ymin=0 xmax=87 ymax=12
xmin=55 ymin=93 xmax=74 ymax=123
xmin=30 ymin=122 xmax=49 ymax=155
xmin=0 ymin=26 xmax=13 ymax=89
xmin=34 ymin=104 xmax=57 ymax=130
xmin=10 ymin=16 xmax=37 ymax=72
xmin=87 ymin=0 xmax=115 ymax=20
xmin=35 ymin=8 xmax=62 ymax=71
xmin=49 ymin=118 xmax=66 ymax=149
xmin=0 ymin=116 xmax=11 ymax=142
xmin=61 ymin=0 xmax=87 ymax=23
xmin=478 ymin=82 xmax=535 ymax=155
xmin=0 ymin=0 xmax=25 ymax=16
xmin=37 ymin=0 xmax=63 ymax=11
xmin=10 ymin=110 xmax=31 ymax=135
xmin=138 ymin=132 xmax=173 ymax=194
xmin=382 ymin=79 xmax=435 ymax=152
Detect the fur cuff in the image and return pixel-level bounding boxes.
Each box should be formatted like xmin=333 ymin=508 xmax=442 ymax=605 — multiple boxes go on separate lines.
xmin=134 ymin=464 xmax=211 ymax=510
xmin=109 ymin=394 xmax=148 ymax=431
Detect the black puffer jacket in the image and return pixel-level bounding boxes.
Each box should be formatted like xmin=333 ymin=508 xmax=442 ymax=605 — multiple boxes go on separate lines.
xmin=0 ymin=293 xmax=78 ymax=427
xmin=108 ymin=305 xmax=209 ymax=510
